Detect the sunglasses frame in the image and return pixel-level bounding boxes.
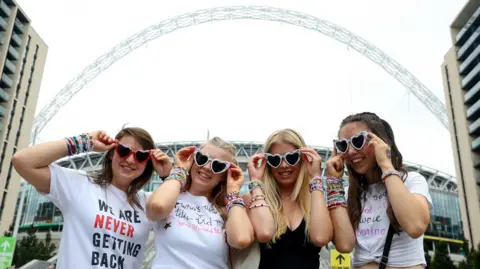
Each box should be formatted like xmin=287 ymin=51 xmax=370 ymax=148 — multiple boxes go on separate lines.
xmin=333 ymin=131 xmax=369 ymax=154
xmin=115 ymin=143 xmax=152 ymax=164
xmin=264 ymin=149 xmax=301 ymax=168
xmin=194 ymin=148 xmax=231 ymax=174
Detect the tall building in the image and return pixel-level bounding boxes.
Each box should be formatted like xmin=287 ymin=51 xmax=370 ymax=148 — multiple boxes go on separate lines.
xmin=0 ymin=0 xmax=48 ymax=234
xmin=442 ymin=0 xmax=480 ymax=248
xmin=16 ymin=142 xmax=464 ymax=266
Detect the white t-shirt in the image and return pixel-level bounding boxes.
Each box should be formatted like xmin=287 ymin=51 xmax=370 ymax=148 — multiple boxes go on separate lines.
xmin=350 ymin=171 xmax=433 ymax=267
xmin=152 ymin=191 xmax=229 ymax=269
xmin=44 ymin=164 xmax=152 ymax=269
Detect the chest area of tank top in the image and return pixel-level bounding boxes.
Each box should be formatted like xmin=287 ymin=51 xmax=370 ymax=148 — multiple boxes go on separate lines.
xmin=267 ymin=220 xmax=316 ymax=250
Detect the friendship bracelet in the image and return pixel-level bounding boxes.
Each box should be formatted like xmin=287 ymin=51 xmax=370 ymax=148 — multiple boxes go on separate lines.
xmin=64 ymin=133 xmax=94 ymax=156
xmin=249 ymin=194 xmax=266 ymax=204
xmin=328 ymin=201 xmax=347 ymax=210
xmin=248 ymin=180 xmax=265 ymax=193
xmin=165 ymin=167 xmax=188 ymax=191
xmin=381 ymin=170 xmax=403 ymax=183
xmin=249 ymin=203 xmax=270 ymax=209
xmin=309 ymin=176 xmax=325 ymax=193
xmin=225 ymin=191 xmax=246 ymax=214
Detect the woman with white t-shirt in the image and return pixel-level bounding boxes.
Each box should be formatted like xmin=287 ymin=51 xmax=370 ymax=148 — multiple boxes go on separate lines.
xmin=146 ymin=137 xmax=254 ymax=269
xmin=331 ymin=112 xmax=432 ymax=269
xmin=12 ymin=127 xmax=172 ymax=269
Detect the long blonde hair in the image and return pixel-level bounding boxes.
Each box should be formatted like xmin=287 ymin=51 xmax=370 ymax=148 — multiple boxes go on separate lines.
xmin=262 ymin=128 xmax=311 ymax=243
xmin=184 ymin=137 xmax=237 ymax=218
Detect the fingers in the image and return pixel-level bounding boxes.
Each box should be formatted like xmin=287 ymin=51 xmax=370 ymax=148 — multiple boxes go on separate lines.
xmin=177 ymin=146 xmax=196 ymax=158
xmin=333 ymin=157 xmax=344 ymax=171
xmin=97 ymin=130 xmax=115 ymax=145
xmin=249 ymin=154 xmax=265 ymax=168
xmin=301 ymin=148 xmax=322 ymax=162
xmin=331 ymin=147 xmax=337 ymax=157
xmin=152 ymin=149 xmax=170 ymax=162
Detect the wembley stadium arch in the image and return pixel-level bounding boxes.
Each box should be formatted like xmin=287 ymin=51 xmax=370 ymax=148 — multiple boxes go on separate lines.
xmin=30 ymin=6 xmax=449 ymax=145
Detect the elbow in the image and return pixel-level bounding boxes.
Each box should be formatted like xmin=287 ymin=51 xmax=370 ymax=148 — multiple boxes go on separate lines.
xmin=255 ymin=227 xmax=275 ymax=243
xmin=335 ymin=240 xmax=355 ymax=253
xmin=404 ymin=220 xmax=428 ymax=239
xmin=229 ymin=233 xmax=254 ymax=249
xmin=146 ymin=199 xmax=167 ymax=221
xmin=11 ymin=152 xmax=23 ymax=170
xmin=310 ymin=233 xmax=332 ymax=247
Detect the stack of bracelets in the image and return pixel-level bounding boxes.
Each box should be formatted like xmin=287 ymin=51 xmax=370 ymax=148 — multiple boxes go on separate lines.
xmin=325 ymin=176 xmax=347 ymax=210
xmin=247 ymin=180 xmax=269 ymax=210
xmin=164 ymin=167 xmax=188 ymax=191
xmin=225 ymin=191 xmax=245 ymax=214
xmin=64 ymin=133 xmax=94 ymax=156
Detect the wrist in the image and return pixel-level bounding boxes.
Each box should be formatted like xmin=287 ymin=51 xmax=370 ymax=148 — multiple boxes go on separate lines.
xmin=380 ymin=163 xmax=394 ymax=172
xmin=227 ymin=187 xmax=240 ymax=194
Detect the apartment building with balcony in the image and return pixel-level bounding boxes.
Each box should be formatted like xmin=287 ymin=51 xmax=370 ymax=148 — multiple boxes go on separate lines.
xmin=0 ymin=0 xmax=47 ymax=234
xmin=442 ymin=0 xmax=480 ymax=248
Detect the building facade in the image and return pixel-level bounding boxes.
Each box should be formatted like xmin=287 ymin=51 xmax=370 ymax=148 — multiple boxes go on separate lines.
xmin=15 ymin=141 xmax=463 ymax=266
xmin=441 ymin=0 xmax=480 ymax=247
xmin=0 ymin=0 xmax=48 ymax=234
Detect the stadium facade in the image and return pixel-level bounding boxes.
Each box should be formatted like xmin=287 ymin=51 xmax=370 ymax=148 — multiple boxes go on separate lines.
xmin=15 ymin=141 xmax=464 ymax=266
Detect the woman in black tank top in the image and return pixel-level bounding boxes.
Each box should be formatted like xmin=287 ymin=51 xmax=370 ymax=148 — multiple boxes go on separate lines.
xmin=244 ymin=129 xmax=352 ymax=269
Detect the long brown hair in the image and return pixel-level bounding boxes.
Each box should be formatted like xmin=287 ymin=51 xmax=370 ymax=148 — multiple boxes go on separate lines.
xmin=339 ymin=112 xmax=406 ymax=232
xmin=89 ymin=127 xmax=156 ymax=211
xmin=184 ymin=137 xmax=237 ymax=218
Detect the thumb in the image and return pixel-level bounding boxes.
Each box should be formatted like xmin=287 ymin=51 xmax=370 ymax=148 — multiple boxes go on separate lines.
xmin=227 ymin=168 xmax=232 ymax=179
xmin=106 ymin=143 xmax=116 ymax=150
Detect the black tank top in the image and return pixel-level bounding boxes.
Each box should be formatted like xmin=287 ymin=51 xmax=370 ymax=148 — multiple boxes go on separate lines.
xmin=258 ymin=219 xmax=321 ymax=269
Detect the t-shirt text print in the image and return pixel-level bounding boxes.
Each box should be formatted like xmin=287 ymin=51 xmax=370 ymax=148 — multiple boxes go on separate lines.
xmin=152 ymin=192 xmax=229 ymax=269
xmin=92 ymin=199 xmax=144 ymax=267
xmin=44 ymin=164 xmax=151 ymax=269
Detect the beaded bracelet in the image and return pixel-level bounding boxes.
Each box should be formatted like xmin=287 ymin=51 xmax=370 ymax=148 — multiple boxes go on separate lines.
xmin=249 ymin=194 xmax=266 ymax=204
xmin=309 ymin=176 xmax=324 ymax=193
xmin=381 ymin=170 xmax=403 ymax=183
xmin=249 ymin=203 xmax=270 ymax=209
xmin=164 ymin=167 xmax=188 ymax=191
xmin=326 ymin=176 xmax=347 ymax=210
xmin=64 ymin=133 xmax=94 ymax=156
xmin=248 ymin=180 xmax=265 ymax=193
xmin=225 ymin=191 xmax=245 ymax=214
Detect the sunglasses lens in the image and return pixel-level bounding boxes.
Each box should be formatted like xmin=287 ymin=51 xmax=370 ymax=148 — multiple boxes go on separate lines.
xmin=195 ymin=151 xmax=209 ymax=166
xmin=211 ymin=160 xmax=228 ymax=174
xmin=266 ymin=155 xmax=281 ymax=167
xmin=117 ymin=144 xmax=131 ymax=158
xmin=136 ymin=151 xmax=151 ymax=163
xmin=335 ymin=141 xmax=348 ymax=153
xmin=351 ymin=134 xmax=366 ymax=150
xmin=285 ymin=151 xmax=300 ymax=166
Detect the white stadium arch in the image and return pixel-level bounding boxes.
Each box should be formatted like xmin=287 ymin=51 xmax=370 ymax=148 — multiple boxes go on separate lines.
xmin=30 ymin=6 xmax=449 ymax=144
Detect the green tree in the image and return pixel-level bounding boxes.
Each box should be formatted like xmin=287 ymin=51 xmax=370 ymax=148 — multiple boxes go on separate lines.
xmin=12 ymin=228 xmax=57 ymax=267
xmin=432 ymin=241 xmax=457 ymax=269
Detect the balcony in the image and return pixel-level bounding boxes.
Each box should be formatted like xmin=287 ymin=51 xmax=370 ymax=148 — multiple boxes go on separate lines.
xmin=0 ymin=2 xmax=11 ymax=17
xmin=0 ymin=88 xmax=8 ymax=102
xmin=470 ymin=117 xmax=480 ymax=135
xmin=11 ymin=33 xmax=21 ymax=47
xmin=7 ymin=45 xmax=19 ymax=60
xmin=0 ymin=74 xmax=12 ymax=88
xmin=4 ymin=59 xmax=15 ymax=74
xmin=0 ymin=104 xmax=5 ymax=117
xmin=14 ymin=19 xmax=24 ymax=34
xmin=467 ymin=98 xmax=480 ymax=121
xmin=457 ymin=27 xmax=480 ymax=61
xmin=0 ymin=16 xmax=6 ymax=30
xmin=460 ymin=44 xmax=480 ymax=76
xmin=457 ymin=8 xmax=480 ymax=46
xmin=465 ymin=80 xmax=480 ymax=105
xmin=472 ymin=136 xmax=480 ymax=152
xmin=462 ymin=62 xmax=480 ymax=90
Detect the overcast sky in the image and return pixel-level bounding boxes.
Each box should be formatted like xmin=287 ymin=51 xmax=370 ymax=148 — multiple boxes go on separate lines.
xmin=16 ymin=0 xmax=466 ymax=176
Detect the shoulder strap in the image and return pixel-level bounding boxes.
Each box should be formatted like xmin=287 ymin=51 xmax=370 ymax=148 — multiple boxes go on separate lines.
xmin=379 ymin=225 xmax=395 ymax=269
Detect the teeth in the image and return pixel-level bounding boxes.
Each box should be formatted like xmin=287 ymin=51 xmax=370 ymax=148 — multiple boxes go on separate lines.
xmin=353 ymin=158 xmax=363 ymax=163
xmin=280 ymin=171 xmax=292 ymax=176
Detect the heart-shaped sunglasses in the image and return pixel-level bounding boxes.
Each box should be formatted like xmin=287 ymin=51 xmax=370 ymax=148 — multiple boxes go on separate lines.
xmin=333 ymin=131 xmax=368 ymax=154
xmin=194 ymin=148 xmax=231 ymax=174
xmin=264 ymin=149 xmax=301 ymax=168
xmin=115 ymin=143 xmax=152 ymax=164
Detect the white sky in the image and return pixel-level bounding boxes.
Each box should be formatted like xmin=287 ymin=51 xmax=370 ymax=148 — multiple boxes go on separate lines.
xmin=16 ymin=0 xmax=466 ymax=176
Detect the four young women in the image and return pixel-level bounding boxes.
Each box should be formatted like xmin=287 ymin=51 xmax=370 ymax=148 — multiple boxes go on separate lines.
xmin=13 ymin=111 xmax=432 ymax=269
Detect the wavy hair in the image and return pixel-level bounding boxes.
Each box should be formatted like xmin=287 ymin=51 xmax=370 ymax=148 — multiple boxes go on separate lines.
xmin=339 ymin=112 xmax=407 ymax=232
xmin=262 ymin=128 xmax=311 ymax=243
xmin=89 ymin=127 xmax=156 ymax=211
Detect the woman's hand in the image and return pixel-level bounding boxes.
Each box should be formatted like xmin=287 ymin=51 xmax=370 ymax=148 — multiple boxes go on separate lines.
xmin=300 ymin=147 xmax=322 ymax=177
xmin=151 ymin=149 xmax=173 ymax=177
xmin=174 ymin=146 xmax=196 ymax=171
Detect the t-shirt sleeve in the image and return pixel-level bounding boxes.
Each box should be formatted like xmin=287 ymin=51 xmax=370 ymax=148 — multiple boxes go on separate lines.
xmin=43 ymin=163 xmax=89 ymax=212
xmin=405 ymin=172 xmax=433 ymax=210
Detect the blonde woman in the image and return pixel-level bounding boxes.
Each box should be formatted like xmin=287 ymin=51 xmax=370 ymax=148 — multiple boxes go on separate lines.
xmin=146 ymin=137 xmax=254 ymax=269
xmin=243 ymin=128 xmax=334 ymax=269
